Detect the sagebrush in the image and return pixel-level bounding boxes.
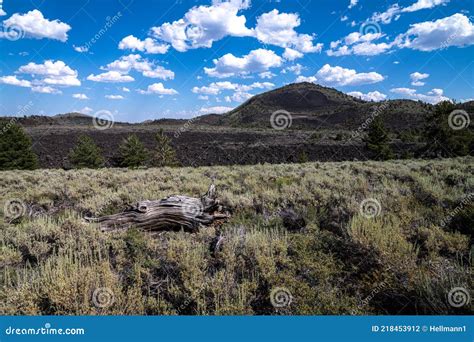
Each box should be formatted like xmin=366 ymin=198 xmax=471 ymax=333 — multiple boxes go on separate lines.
xmin=0 ymin=158 xmax=472 ymax=315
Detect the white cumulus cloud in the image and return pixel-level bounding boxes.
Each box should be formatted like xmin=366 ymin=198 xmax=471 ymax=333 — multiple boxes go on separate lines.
xmin=254 ymin=9 xmax=323 ymax=54
xmin=295 ymin=75 xmax=317 ymax=83
xmin=118 ymin=35 xmax=169 ymax=54
xmin=151 ymin=0 xmax=252 ymax=52
xmin=87 ymin=54 xmax=174 ymax=83
xmin=0 ymin=60 xmax=79 ymax=94
xmin=32 ymin=85 xmax=61 ymax=94
xmin=395 ymin=13 xmax=474 ymax=51
xmin=347 ymin=90 xmax=387 ymax=101
xmin=0 ymin=75 xmax=31 ymax=87
xmin=1 ymin=9 xmax=71 ymax=41
xmin=204 ymin=48 xmax=282 ymax=78
xmin=199 ymin=106 xmax=233 ymax=114
xmin=0 ymin=0 xmax=6 ymax=16
xmin=87 ymin=71 xmax=135 ymax=83
xmin=370 ymin=0 xmax=449 ymax=24
xmin=192 ymin=81 xmax=273 ymax=103
xmin=18 ymin=60 xmax=80 ymax=86
xmin=78 ymin=106 xmax=93 ymax=115
xmin=105 ymin=94 xmax=124 ymax=100
xmin=348 ymin=0 xmax=358 ymax=9
xmin=315 ymin=64 xmax=385 ymax=86
xmin=73 ymin=93 xmax=89 ymax=100
xmin=391 ymin=87 xmax=449 ymax=104
xmin=283 ymin=48 xmax=303 ymax=61
xmin=73 ymin=45 xmax=88 ymax=53
xmin=327 ymin=32 xmax=392 ymax=56
xmin=138 ymin=82 xmax=178 ymax=95
xmin=402 ymin=0 xmax=450 ymax=13
xmin=410 ymin=72 xmax=429 ymax=86
xmin=192 ymin=81 xmax=274 ymax=95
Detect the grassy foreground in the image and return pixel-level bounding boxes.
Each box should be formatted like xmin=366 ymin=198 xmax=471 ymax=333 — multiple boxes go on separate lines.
xmin=0 ymin=158 xmax=472 ymax=315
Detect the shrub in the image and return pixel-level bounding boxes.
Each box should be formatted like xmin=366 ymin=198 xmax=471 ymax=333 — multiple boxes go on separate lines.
xmin=68 ymin=135 xmax=104 ymax=169
xmin=423 ymin=101 xmax=473 ymax=157
xmin=399 ymin=129 xmax=420 ymax=143
xmin=1 ymin=157 xmax=472 ymax=315
xmin=364 ymin=116 xmax=394 ymax=160
xmin=150 ymin=129 xmax=177 ymax=167
xmin=0 ymin=122 xmax=38 ymax=170
xmin=118 ymin=134 xmax=149 ymax=168
xmin=297 ymin=151 xmax=309 ymax=163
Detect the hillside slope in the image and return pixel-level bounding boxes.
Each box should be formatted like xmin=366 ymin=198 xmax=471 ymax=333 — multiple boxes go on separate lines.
xmin=221 ymin=82 xmax=433 ymax=130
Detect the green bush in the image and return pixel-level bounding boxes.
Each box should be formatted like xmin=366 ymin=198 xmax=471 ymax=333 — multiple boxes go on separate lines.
xmin=150 ymin=129 xmax=177 ymax=167
xmin=399 ymin=129 xmax=420 ymax=143
xmin=364 ymin=116 xmax=394 ymax=160
xmin=118 ymin=134 xmax=149 ymax=168
xmin=0 ymin=122 xmax=38 ymax=170
xmin=68 ymin=135 xmax=104 ymax=169
xmin=297 ymin=151 xmax=309 ymax=163
xmin=423 ymin=101 xmax=473 ymax=157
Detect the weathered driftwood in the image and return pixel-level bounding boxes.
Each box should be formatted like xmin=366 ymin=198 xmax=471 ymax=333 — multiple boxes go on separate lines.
xmin=85 ymin=184 xmax=229 ymax=232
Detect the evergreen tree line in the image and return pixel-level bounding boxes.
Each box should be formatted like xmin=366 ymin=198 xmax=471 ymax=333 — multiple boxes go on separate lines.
xmin=0 ymin=101 xmax=472 ymax=170
xmin=363 ymin=101 xmax=472 ymax=160
xmin=0 ymin=126 xmax=177 ymax=170
xmin=68 ymin=129 xmax=177 ymax=168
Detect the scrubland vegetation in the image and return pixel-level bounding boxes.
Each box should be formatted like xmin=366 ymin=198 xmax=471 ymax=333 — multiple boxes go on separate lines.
xmin=1 ymin=157 xmax=472 ymax=315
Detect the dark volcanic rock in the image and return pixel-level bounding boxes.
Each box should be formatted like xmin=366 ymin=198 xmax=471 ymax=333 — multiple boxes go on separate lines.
xmin=280 ymin=208 xmax=306 ymax=231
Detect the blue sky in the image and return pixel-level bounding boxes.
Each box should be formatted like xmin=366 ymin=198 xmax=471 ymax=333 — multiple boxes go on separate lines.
xmin=0 ymin=0 xmax=473 ymax=122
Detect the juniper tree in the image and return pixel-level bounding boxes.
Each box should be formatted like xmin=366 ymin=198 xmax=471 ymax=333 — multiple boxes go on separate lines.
xmin=68 ymin=135 xmax=104 ymax=168
xmin=0 ymin=122 xmax=38 ymax=170
xmin=364 ymin=116 xmax=394 ymax=160
xmin=118 ymin=134 xmax=149 ymax=168
xmin=150 ymin=129 xmax=177 ymax=167
xmin=423 ymin=101 xmax=472 ymax=157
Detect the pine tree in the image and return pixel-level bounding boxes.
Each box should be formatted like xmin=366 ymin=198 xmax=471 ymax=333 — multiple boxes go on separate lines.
xmin=150 ymin=129 xmax=177 ymax=167
xmin=118 ymin=134 xmax=149 ymax=168
xmin=423 ymin=101 xmax=472 ymax=157
xmin=364 ymin=116 xmax=394 ymax=160
xmin=0 ymin=122 xmax=38 ymax=170
xmin=68 ymin=135 xmax=104 ymax=168
xmin=297 ymin=150 xmax=309 ymax=163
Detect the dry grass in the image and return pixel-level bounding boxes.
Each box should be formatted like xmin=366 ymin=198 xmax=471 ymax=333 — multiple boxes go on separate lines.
xmin=0 ymin=157 xmax=472 ymax=315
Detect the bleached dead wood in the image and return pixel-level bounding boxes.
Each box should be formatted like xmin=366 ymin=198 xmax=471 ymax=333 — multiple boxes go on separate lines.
xmin=85 ymin=184 xmax=229 ymax=232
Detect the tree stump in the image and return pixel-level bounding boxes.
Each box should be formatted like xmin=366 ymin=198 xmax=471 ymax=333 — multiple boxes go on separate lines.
xmin=85 ymin=184 xmax=229 ymax=232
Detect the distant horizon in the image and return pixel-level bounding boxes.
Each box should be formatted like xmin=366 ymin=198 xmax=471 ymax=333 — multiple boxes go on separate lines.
xmin=2 ymin=80 xmax=473 ymax=124
xmin=1 ymin=0 xmax=473 ymax=122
